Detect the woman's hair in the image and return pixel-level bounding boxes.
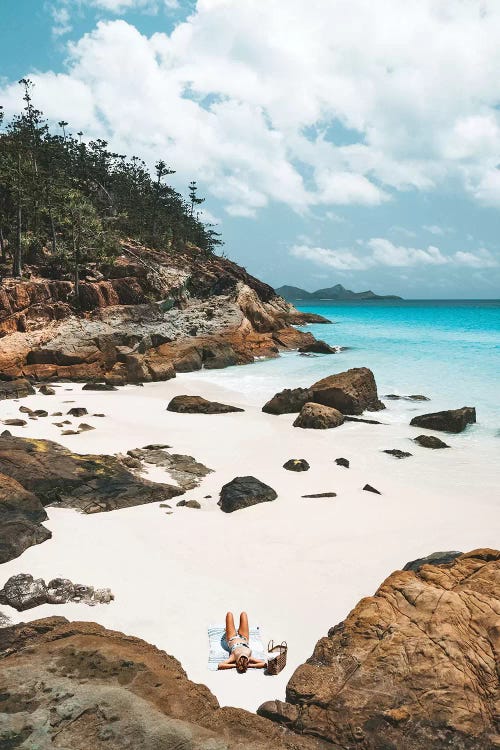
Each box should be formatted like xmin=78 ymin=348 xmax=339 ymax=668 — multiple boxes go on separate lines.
xmin=236 ymin=655 xmax=249 ymax=674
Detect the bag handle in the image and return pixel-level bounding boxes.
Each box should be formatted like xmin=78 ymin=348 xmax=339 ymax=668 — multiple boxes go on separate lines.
xmin=268 ymin=640 xmax=288 ymax=653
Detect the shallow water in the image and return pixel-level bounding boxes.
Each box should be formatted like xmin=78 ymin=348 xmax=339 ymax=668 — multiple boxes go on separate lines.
xmin=189 ymin=299 xmax=500 ymax=447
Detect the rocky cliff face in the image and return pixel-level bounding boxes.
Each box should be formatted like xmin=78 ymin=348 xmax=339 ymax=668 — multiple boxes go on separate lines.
xmin=258 ymin=549 xmax=500 ymax=750
xmin=0 ymin=244 xmax=328 ymax=384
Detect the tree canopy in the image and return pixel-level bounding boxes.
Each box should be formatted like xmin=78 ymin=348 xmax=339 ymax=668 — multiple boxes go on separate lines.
xmin=0 ymin=79 xmax=222 ymax=287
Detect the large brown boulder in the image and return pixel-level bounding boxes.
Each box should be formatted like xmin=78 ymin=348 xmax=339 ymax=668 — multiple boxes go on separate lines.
xmin=167 ymin=395 xmax=244 ymax=414
xmin=0 ymin=618 xmax=329 ymax=750
xmin=258 ymin=549 xmax=500 ymax=749
xmin=293 ymin=402 xmax=345 ymax=429
xmin=262 ymin=387 xmax=313 ymax=415
xmin=310 ymin=366 xmax=385 ymax=414
xmin=410 ymin=406 xmax=476 ymax=433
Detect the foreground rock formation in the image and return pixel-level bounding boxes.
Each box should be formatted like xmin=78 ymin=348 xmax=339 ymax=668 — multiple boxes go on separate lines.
xmin=0 ymin=244 xmax=329 ymax=385
xmin=0 ymin=436 xmax=212 ymax=562
xmin=166 ymin=394 xmax=244 ymax=414
xmin=0 ymin=618 xmax=330 ymax=750
xmin=258 ymin=549 xmax=500 ymax=749
xmin=410 ymin=406 xmax=476 ymax=433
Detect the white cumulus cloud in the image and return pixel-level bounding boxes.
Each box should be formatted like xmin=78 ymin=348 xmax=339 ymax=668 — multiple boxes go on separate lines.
xmin=6 ymin=1 xmax=500 ymax=215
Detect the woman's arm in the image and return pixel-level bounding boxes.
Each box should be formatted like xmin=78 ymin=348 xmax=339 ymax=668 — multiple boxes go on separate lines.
xmin=248 ymin=659 xmax=267 ymax=669
xmin=217 ymin=660 xmax=236 ymax=670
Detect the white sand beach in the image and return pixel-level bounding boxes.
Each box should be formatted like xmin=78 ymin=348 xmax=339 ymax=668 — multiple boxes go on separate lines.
xmin=0 ymin=374 xmax=499 ymax=713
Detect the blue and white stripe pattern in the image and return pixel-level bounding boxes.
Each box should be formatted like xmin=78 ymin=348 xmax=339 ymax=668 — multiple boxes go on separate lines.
xmin=207 ymin=624 xmax=267 ymax=670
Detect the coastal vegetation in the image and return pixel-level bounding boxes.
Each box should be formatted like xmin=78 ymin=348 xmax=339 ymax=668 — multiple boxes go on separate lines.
xmin=0 ymin=79 xmax=222 ymax=298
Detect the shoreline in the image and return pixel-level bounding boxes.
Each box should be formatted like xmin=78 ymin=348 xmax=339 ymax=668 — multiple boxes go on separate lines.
xmin=0 ymin=374 xmax=499 ymax=712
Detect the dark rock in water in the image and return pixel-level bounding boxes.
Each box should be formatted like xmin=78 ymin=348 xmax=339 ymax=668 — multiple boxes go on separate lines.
xmin=51 ymin=411 xmax=62 ymax=416
xmin=385 ymin=393 xmax=430 ymax=401
xmin=0 ymin=379 xmax=35 ymax=400
xmin=3 ymin=418 xmax=27 ymax=427
xmin=311 ymin=367 xmax=385 ymax=414
xmin=38 ymin=384 xmax=55 ymax=396
xmin=299 ymin=352 xmax=318 ymax=357
xmin=414 ymin=434 xmax=450 ymax=449
xmin=142 ymin=443 xmax=171 ymax=450
xmin=410 ymin=407 xmax=476 ymax=433
xmin=283 ymin=459 xmax=310 ymax=472
xmin=258 ymin=549 xmax=500 ymax=749
xmin=61 ymin=429 xmax=80 ymax=435
xmin=383 ymin=449 xmax=412 ymax=459
xmin=19 ymin=405 xmax=33 ymax=414
xmin=298 ymin=340 xmax=336 ymax=354
xmin=219 ymin=476 xmax=277 ymax=513
xmin=0 ymin=573 xmax=113 ymax=611
xmin=344 ymin=416 xmax=382 ymax=425
xmin=403 ymin=551 xmax=463 ymax=572
xmin=185 ymin=500 xmax=201 ymax=509
xmin=82 ymin=382 xmax=118 ymax=391
xmin=302 ymin=492 xmax=337 ymax=498
xmin=93 ymin=413 xmax=106 ymax=417
xmin=167 ymin=395 xmax=243 ymax=414
xmin=78 ymin=423 xmax=95 ymax=431
xmin=335 ymin=457 xmax=349 ymax=468
xmin=33 ymin=409 xmax=48 ymax=417
xmin=363 ymin=484 xmax=381 ymax=494
xmin=262 ymin=387 xmax=313 ymax=415
xmin=67 ymin=407 xmax=88 ymax=417
xmin=1 ymin=430 xmax=12 ymax=437
xmin=293 ymin=402 xmax=344 ymax=429
xmin=177 ymin=499 xmax=186 ymax=506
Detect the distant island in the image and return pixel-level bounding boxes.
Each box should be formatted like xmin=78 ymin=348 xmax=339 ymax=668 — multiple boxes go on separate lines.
xmin=275 ymin=284 xmax=402 ymax=301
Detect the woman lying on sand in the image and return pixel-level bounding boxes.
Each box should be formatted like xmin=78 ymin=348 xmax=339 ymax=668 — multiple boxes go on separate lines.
xmin=218 ymin=611 xmax=267 ymax=673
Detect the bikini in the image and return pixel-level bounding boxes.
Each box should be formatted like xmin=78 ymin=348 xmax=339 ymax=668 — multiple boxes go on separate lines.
xmin=228 ymin=633 xmax=250 ymax=654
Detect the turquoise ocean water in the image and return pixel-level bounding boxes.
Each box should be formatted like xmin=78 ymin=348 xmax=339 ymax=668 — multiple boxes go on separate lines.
xmin=194 ymin=300 xmax=500 ymax=443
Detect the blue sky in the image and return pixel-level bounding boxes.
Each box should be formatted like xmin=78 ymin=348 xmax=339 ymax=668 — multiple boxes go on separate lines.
xmin=2 ymin=0 xmax=500 ymax=298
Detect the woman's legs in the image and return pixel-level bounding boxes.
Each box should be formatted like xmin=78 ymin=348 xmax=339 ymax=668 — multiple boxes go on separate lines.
xmin=238 ymin=611 xmax=249 ymax=641
xmin=225 ymin=611 xmax=237 ymax=642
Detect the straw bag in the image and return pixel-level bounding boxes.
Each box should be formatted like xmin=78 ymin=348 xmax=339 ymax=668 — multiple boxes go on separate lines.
xmin=267 ymin=640 xmax=288 ymax=675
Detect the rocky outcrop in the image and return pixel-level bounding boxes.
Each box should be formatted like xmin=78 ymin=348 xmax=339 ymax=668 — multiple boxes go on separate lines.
xmin=414 ymin=434 xmax=450 ymax=449
xmin=258 ymin=549 xmax=500 ymax=750
xmin=0 ymin=472 xmax=51 ymax=564
xmin=385 ymin=393 xmax=430 ymax=401
xmin=0 ymin=245 xmax=327 ymax=384
xmin=262 ymin=387 xmax=313 ymax=415
xmin=0 ymin=617 xmax=330 ymax=750
xmin=293 ymin=402 xmax=345 ymax=429
xmin=218 ymin=476 xmax=278 ymax=513
xmin=311 ymin=367 xmax=385 ymax=414
xmin=0 ymin=573 xmax=113 ymax=611
xmin=124 ymin=447 xmax=212 ymax=491
xmin=166 ymin=394 xmax=244 ymax=414
xmin=0 ymin=436 xmax=184 ymax=515
xmin=0 ymin=436 xmax=213 ymax=561
xmin=335 ymin=457 xmax=349 ymax=468
xmin=410 ymin=406 xmax=476 ymax=433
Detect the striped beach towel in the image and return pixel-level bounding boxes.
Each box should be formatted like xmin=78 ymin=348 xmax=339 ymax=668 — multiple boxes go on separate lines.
xmin=207 ymin=624 xmax=267 ymax=670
